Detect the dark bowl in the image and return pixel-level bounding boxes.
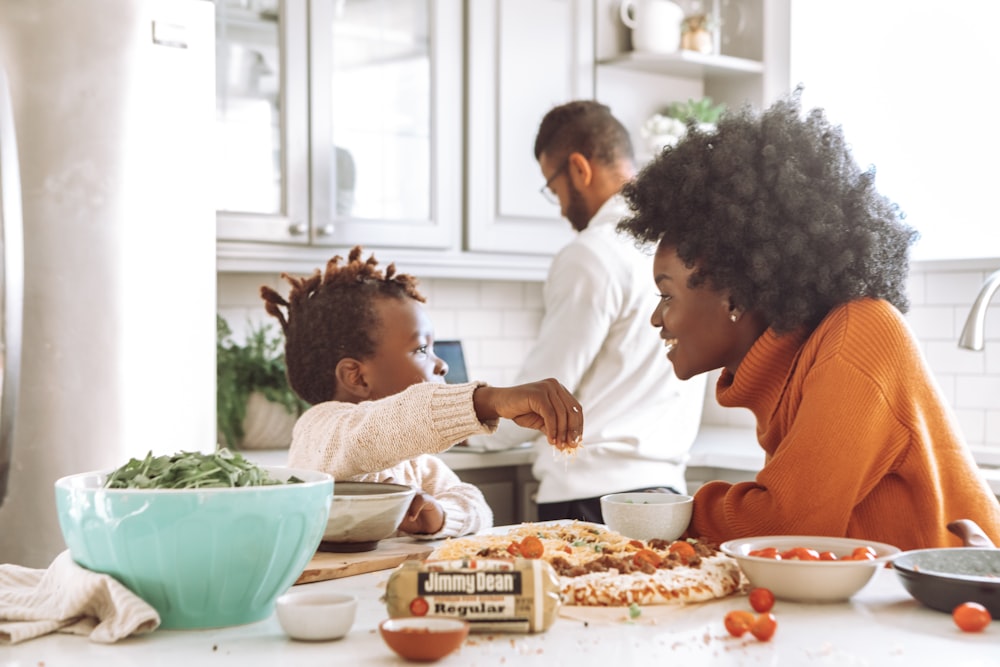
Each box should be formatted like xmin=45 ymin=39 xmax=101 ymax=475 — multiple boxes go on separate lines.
xmin=891 ymin=548 xmax=1000 ymax=616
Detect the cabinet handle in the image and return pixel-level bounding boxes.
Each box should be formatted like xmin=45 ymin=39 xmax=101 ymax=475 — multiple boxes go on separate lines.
xmin=317 ymin=224 xmax=335 ymax=237
xmin=288 ymin=222 xmax=308 ymax=236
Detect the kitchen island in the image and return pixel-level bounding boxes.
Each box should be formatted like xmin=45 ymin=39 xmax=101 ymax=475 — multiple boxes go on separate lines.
xmin=4 ymin=548 xmax=997 ymax=666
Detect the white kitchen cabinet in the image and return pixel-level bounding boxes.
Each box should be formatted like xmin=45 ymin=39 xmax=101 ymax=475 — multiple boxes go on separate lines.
xmin=214 ymin=0 xmax=462 ymax=253
xmin=465 ymin=0 xmax=593 ymax=256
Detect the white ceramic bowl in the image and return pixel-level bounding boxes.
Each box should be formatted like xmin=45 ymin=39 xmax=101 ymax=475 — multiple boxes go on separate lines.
xmin=599 ymin=492 xmax=693 ymax=542
xmin=275 ymin=591 xmax=357 ymax=641
xmin=720 ymin=535 xmax=901 ymax=603
xmin=323 ymin=481 xmax=416 ymax=552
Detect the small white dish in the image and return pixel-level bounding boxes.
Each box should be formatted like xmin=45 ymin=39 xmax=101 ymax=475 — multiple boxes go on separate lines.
xmin=275 ymin=591 xmax=357 ymax=641
xmin=600 ymin=492 xmax=693 ymax=542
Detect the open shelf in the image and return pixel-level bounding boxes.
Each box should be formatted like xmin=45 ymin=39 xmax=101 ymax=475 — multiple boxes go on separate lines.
xmin=599 ymin=49 xmax=764 ymax=79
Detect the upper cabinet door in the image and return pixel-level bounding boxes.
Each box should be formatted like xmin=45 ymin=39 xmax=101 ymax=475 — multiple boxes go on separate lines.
xmin=215 ymin=0 xmax=310 ymax=243
xmin=215 ymin=0 xmax=461 ymax=250
xmin=466 ymin=0 xmax=594 ymax=255
xmin=308 ymin=0 xmax=461 ymax=249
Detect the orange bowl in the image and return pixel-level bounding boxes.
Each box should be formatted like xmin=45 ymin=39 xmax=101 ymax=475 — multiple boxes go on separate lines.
xmin=378 ymin=617 xmax=469 ymax=662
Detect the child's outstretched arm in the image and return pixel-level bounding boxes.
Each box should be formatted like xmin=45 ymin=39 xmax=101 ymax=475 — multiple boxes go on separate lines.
xmin=472 ymin=379 xmax=583 ymax=451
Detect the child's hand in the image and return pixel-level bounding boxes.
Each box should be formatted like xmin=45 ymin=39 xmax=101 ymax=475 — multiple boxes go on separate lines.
xmin=397 ymin=491 xmax=445 ymax=535
xmin=473 ymin=379 xmax=584 ymax=450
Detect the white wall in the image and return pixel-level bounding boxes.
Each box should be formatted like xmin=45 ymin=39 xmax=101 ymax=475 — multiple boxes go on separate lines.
xmin=219 ymin=258 xmax=1000 ymax=461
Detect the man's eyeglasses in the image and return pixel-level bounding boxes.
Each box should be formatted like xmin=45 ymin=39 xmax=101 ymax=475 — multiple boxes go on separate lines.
xmin=539 ymin=159 xmax=569 ymax=205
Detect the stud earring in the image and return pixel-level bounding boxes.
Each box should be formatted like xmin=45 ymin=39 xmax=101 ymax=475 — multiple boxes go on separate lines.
xmin=729 ymin=312 xmax=739 ymax=323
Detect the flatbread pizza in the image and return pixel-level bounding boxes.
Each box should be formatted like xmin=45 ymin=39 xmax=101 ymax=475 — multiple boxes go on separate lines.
xmin=431 ymin=521 xmax=743 ymax=606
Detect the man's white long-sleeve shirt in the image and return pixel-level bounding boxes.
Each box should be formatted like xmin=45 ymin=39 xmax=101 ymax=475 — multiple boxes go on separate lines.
xmin=467 ymin=195 xmax=706 ymax=503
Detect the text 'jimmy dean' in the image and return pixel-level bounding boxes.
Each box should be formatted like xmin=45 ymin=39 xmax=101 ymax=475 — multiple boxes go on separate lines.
xmin=418 ymin=571 xmax=523 ymax=596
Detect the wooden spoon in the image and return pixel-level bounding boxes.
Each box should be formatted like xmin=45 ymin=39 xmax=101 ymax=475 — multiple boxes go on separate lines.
xmin=946 ymin=519 xmax=997 ymax=548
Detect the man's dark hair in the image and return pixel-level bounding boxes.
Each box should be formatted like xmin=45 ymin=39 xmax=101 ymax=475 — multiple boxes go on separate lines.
xmin=534 ymin=99 xmax=634 ymax=166
xmin=260 ymin=246 xmax=425 ymax=405
xmin=617 ymin=89 xmax=919 ymax=333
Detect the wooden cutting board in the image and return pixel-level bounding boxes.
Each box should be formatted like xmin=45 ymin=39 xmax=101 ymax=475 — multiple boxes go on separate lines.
xmin=294 ymin=539 xmax=434 ymax=585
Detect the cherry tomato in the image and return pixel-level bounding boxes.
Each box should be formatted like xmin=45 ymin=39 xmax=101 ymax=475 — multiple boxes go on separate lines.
xmin=724 ymin=610 xmax=756 ymax=638
xmin=953 ymin=602 xmax=991 ymax=633
xmin=633 ymin=548 xmax=663 ymax=569
xmin=748 ymin=547 xmax=782 ymax=559
xmin=506 ymin=541 xmax=521 ymax=557
xmin=668 ymin=541 xmax=696 ymax=563
xmin=781 ymin=547 xmax=820 ymax=561
xmin=846 ymin=546 xmax=877 ymax=561
xmin=750 ymin=612 xmax=778 ymax=641
xmin=518 ymin=535 xmax=545 ymax=559
xmin=749 ymin=587 xmax=775 ymax=613
xmin=628 ymin=539 xmax=645 ymax=549
xmin=818 ymin=551 xmax=838 ymax=561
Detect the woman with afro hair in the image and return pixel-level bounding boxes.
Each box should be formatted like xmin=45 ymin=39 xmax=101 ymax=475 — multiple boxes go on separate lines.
xmin=617 ymin=90 xmax=1000 ymax=551
xmin=261 ymin=246 xmax=583 ymax=540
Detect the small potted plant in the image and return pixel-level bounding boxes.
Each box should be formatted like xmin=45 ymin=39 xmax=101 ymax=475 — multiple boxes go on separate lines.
xmin=641 ymin=96 xmax=726 ymax=154
xmin=217 ymin=315 xmax=308 ymax=450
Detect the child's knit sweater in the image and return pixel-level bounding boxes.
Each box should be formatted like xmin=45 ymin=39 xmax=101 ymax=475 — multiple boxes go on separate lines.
xmin=289 ymin=381 xmax=496 ymax=539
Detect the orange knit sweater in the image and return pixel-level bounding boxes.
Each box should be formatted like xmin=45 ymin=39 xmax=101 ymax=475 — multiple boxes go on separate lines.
xmin=689 ymin=298 xmax=1000 ymax=551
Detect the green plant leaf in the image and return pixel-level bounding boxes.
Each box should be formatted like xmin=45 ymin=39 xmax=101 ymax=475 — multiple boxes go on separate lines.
xmin=216 ymin=315 xmax=308 ymax=449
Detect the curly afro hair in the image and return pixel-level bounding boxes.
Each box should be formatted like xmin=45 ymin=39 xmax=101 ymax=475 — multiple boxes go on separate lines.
xmin=617 ymin=89 xmax=919 ymax=334
xmin=260 ymin=246 xmax=425 ymax=405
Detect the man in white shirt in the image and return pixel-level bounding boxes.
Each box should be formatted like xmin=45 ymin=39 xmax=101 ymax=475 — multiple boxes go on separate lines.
xmin=466 ymin=100 xmax=706 ymax=522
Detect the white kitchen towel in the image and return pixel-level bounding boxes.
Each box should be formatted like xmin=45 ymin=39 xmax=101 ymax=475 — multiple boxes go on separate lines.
xmin=0 ymin=550 xmax=160 ymax=644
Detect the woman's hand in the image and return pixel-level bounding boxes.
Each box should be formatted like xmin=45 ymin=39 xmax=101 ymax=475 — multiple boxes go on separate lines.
xmin=397 ymin=491 xmax=445 ymax=535
xmin=473 ymin=379 xmax=584 ymax=450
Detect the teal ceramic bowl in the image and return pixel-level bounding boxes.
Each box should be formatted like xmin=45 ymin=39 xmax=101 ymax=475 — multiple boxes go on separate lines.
xmin=54 ymin=466 xmax=333 ymax=629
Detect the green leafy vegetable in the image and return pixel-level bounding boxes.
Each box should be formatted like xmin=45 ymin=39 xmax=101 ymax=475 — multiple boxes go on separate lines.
xmin=103 ymin=449 xmax=303 ymax=489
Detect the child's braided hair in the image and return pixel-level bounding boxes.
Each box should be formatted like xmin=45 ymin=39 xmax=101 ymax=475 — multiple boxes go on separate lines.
xmin=260 ymin=246 xmax=424 ymax=405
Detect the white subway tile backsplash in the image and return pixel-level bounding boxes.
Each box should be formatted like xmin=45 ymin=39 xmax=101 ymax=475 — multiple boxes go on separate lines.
xmin=523 ymin=283 xmax=544 ymax=309
xmin=925 ymin=271 xmax=989 ymax=305
xmin=217 ymin=259 xmax=1000 ymax=451
xmin=926 ymin=341 xmax=986 ymax=375
xmin=905 ymin=272 xmax=926 ymax=305
xmin=453 ymin=309 xmax=503 ymax=338
xmin=502 ymin=309 xmax=543 ymax=337
xmin=986 ymin=410 xmax=1000 ymax=445
xmin=426 ymin=279 xmax=480 ymax=308
xmin=480 ymin=281 xmax=525 ymax=308
xmin=954 ymin=408 xmax=985 ymax=445
xmin=905 ymin=306 xmax=955 ymax=340
xmin=956 ymin=376 xmax=1000 ymax=410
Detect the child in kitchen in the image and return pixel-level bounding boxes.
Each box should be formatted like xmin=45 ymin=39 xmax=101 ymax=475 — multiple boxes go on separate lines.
xmin=260 ymin=246 xmax=584 ymax=539
xmin=614 ymin=88 xmax=1000 ymax=551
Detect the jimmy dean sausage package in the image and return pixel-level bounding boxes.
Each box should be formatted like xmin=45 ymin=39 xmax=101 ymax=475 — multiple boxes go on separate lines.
xmin=383 ymin=557 xmax=562 ymax=633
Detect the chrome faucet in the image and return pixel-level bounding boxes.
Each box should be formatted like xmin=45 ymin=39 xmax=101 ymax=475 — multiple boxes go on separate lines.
xmin=958 ymin=269 xmax=1000 ymax=351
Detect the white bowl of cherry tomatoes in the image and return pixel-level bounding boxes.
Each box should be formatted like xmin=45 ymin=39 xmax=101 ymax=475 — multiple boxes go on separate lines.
xmin=720 ymin=535 xmax=901 ymax=603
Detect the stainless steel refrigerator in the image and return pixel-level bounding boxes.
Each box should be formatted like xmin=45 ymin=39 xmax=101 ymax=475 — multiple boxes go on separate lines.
xmin=0 ymin=0 xmax=217 ymax=567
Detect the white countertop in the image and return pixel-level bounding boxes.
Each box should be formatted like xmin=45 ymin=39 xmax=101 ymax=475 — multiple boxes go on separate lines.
xmin=5 ymin=549 xmax=997 ymax=666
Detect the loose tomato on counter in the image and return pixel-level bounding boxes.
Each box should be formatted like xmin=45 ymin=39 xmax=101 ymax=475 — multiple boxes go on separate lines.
xmin=724 ymin=610 xmax=756 ymax=638
xmin=749 ymin=587 xmax=775 ymax=613
xmin=750 ymin=612 xmax=778 ymax=641
xmin=953 ymin=602 xmax=991 ymax=633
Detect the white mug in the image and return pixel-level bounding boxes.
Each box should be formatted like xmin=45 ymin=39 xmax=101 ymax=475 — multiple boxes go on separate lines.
xmin=619 ymin=0 xmax=684 ymax=54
